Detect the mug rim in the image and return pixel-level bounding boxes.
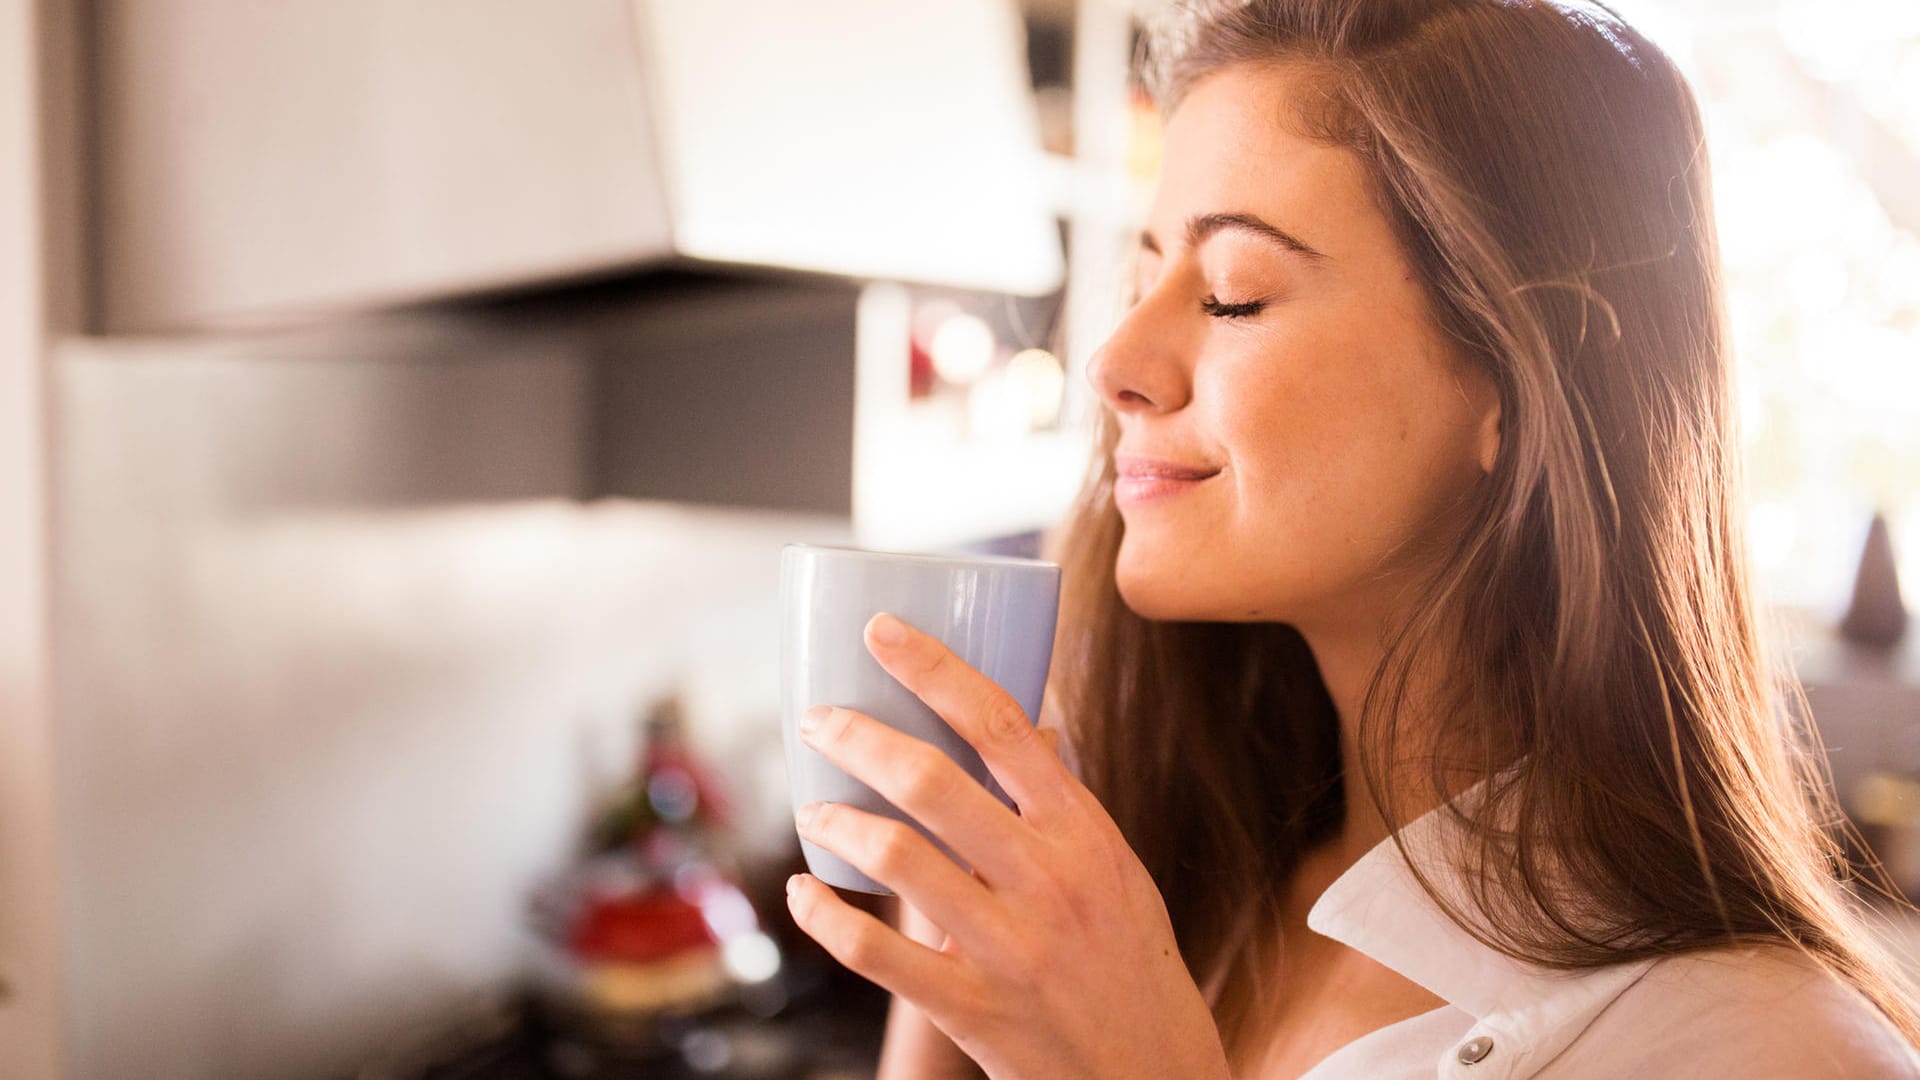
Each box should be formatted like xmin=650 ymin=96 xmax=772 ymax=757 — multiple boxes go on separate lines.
xmin=782 ymin=541 xmax=1057 ymax=571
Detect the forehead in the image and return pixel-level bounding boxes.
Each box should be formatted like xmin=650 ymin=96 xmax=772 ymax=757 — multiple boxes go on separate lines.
xmin=1151 ymin=63 xmax=1382 ymax=258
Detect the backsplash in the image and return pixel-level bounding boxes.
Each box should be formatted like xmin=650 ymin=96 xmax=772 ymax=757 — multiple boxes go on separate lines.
xmin=52 ymin=333 xmax=850 ymax=1080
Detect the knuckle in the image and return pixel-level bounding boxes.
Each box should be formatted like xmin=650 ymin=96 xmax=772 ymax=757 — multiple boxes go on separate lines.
xmin=1030 ymin=870 xmax=1084 ymax=931
xmin=1060 ymin=874 xmax=1108 ymax=937
xmin=957 ymin=970 xmax=1013 ymax=1030
xmin=896 ymin=747 xmax=952 ymax=800
xmin=840 ymin=920 xmax=886 ymax=970
xmin=869 ymin=821 xmax=920 ymax=876
xmin=1041 ymin=836 xmax=1130 ymax=932
xmin=982 ymin=694 xmax=1031 ymax=744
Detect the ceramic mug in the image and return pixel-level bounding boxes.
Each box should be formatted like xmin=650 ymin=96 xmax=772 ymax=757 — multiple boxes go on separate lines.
xmin=778 ymin=543 xmax=1061 ymax=894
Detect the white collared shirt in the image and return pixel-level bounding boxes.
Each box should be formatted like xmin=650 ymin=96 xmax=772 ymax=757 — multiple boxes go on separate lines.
xmin=1298 ymin=797 xmax=1920 ymax=1079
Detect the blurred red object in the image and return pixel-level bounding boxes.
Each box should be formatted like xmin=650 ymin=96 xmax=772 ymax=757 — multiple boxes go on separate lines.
xmin=568 ymin=886 xmax=717 ymax=963
xmin=524 ymin=690 xmax=781 ymax=1043
xmin=909 ymin=333 xmax=936 ymax=398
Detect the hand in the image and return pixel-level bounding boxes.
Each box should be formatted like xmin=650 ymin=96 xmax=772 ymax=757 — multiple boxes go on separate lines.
xmin=786 ymin=612 xmax=1231 ymax=1080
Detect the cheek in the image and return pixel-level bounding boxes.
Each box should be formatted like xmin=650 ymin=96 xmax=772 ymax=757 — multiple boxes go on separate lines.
xmin=1210 ymin=335 xmax=1480 ymax=554
xmin=1205 ymin=342 xmax=1381 ymax=504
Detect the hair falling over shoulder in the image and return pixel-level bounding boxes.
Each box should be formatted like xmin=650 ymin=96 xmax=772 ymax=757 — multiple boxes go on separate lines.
xmin=1042 ymin=0 xmax=1920 ymax=1061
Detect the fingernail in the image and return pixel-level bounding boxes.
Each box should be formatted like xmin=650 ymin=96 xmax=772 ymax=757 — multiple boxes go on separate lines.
xmin=796 ymin=801 xmax=823 ymax=830
xmin=801 ymin=705 xmax=830 ymax=736
xmin=871 ymin=612 xmax=908 ymax=646
xmin=786 ymin=873 xmax=803 ymax=896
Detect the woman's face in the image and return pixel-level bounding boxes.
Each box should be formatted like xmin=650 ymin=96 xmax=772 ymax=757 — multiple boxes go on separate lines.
xmin=1087 ymin=63 xmax=1500 ymax=634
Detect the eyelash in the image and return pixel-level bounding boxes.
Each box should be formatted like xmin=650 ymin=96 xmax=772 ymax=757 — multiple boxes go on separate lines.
xmin=1200 ymin=295 xmax=1266 ymax=319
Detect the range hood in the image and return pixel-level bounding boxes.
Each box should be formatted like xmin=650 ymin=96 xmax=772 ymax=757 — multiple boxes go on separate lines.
xmin=92 ymin=0 xmax=1066 ymax=332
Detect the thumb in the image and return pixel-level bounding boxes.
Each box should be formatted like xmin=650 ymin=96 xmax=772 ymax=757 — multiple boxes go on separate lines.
xmin=1039 ymin=727 xmax=1060 ymax=757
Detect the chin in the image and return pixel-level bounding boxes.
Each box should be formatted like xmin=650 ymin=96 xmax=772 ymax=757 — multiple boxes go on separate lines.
xmin=1114 ymin=578 xmax=1184 ymax=621
xmin=1113 ymin=550 xmax=1218 ymax=622
xmin=1113 ymin=541 xmax=1304 ymax=625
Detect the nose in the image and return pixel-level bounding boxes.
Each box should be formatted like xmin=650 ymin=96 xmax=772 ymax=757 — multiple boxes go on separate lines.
xmin=1084 ymin=285 xmax=1192 ymax=416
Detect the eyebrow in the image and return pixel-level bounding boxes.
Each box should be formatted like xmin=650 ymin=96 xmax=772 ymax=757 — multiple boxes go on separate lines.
xmin=1139 ymin=211 xmax=1329 ymax=262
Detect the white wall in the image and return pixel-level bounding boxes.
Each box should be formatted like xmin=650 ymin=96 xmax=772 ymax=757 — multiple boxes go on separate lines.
xmin=1 ymin=0 xmax=74 ymax=1075
xmin=51 ymin=326 xmax=849 ymax=1079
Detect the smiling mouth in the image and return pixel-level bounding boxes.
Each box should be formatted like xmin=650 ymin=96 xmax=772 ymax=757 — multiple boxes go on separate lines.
xmin=1113 ymin=454 xmax=1222 ymax=481
xmin=1113 ymin=468 xmax=1219 ymax=508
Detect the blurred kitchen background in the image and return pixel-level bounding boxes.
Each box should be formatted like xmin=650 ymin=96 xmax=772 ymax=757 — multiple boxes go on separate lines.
xmin=0 ymin=1 xmax=1915 ymax=1078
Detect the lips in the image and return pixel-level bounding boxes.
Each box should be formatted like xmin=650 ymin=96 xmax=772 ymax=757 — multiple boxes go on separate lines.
xmin=1112 ymin=454 xmax=1222 ymax=509
xmin=1113 ymin=454 xmax=1222 ymax=481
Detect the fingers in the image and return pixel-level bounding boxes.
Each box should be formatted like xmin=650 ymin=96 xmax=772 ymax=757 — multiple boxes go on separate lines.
xmin=799 ymin=705 xmax=1045 ymax=890
xmin=795 ymin=799 xmax=1008 ymax=954
xmin=862 ymin=612 xmax=1075 ymax=824
xmin=895 ymin=891 xmax=958 ymax=950
xmin=786 ymin=872 xmax=961 ymax=999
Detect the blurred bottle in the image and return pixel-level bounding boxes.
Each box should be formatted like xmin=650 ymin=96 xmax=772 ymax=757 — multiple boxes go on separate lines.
xmin=528 ymin=692 xmax=783 ymax=1060
xmin=1840 ymin=511 xmax=1908 ymax=649
xmin=589 ymin=692 xmax=739 ymax=868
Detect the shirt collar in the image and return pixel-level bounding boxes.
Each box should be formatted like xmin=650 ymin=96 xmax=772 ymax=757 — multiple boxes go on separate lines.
xmin=1305 ymin=783 xmax=1657 ymax=1069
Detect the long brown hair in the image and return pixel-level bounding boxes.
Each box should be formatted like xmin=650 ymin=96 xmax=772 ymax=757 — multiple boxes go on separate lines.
xmin=1042 ymin=0 xmax=1920 ymax=1062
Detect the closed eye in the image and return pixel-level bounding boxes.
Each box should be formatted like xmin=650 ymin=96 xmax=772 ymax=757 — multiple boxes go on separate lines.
xmin=1201 ymin=295 xmax=1266 ymax=319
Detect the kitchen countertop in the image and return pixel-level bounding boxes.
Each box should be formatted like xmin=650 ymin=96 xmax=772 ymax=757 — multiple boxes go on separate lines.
xmin=360 ymin=955 xmax=892 ymax=1080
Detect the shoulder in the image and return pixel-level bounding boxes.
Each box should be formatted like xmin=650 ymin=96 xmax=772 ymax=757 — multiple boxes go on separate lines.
xmin=1568 ymin=944 xmax=1920 ymax=1078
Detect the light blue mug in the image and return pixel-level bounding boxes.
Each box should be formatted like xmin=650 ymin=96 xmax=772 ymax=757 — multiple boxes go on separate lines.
xmin=779 ymin=543 xmax=1062 ymax=894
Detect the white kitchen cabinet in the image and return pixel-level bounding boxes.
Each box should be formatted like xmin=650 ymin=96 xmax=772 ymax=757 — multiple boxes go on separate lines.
xmin=636 ymin=0 xmax=1064 ymax=300
xmin=93 ymin=0 xmax=677 ymax=332
xmin=91 ymin=0 xmax=1065 ymax=333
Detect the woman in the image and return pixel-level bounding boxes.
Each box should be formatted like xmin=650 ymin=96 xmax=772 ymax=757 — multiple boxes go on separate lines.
xmin=783 ymin=1 xmax=1920 ymax=1076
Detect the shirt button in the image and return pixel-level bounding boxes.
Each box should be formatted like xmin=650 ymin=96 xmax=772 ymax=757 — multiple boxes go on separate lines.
xmin=1457 ymin=1035 xmax=1495 ymax=1065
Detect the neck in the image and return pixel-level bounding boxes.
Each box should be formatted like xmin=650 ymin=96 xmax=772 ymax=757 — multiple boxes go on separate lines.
xmin=1294 ymin=613 xmax=1468 ymax=865
xmin=1300 ymin=623 xmax=1395 ymax=858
